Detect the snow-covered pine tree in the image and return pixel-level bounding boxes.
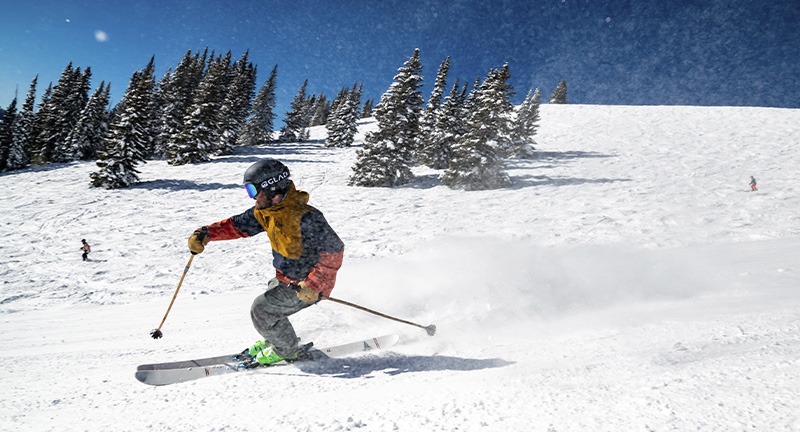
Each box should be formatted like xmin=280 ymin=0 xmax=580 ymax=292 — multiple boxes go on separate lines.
xmin=199 ymin=52 xmax=234 ymax=155
xmin=418 ymin=57 xmax=451 ymax=168
xmin=308 ymin=94 xmax=330 ymax=127
xmin=350 ymin=49 xmax=424 ymax=187
xmin=7 ymin=76 xmax=39 ymax=170
xmin=550 ymin=79 xmax=567 ymax=104
xmin=32 ymin=63 xmax=81 ymax=164
xmin=326 ymin=84 xmax=362 ymax=148
xmin=131 ymin=58 xmax=157 ymax=158
xmin=422 ymin=79 xmax=466 ymax=170
xmin=303 ymin=94 xmax=317 ymax=130
xmin=278 ymin=80 xmax=310 ymax=142
xmin=30 ymin=83 xmax=53 ymax=165
xmin=64 ymin=82 xmax=111 ymax=160
xmin=324 ymin=89 xmax=345 ymax=147
xmin=215 ymin=51 xmax=255 ymax=155
xmin=328 ymin=88 xmax=346 ymax=121
xmin=441 ymin=67 xmax=512 ymax=190
xmin=90 ymin=62 xmax=156 ymax=189
xmin=508 ymin=88 xmax=540 ymax=158
xmin=170 ymin=53 xmax=230 ymax=165
xmin=490 ymin=64 xmax=516 ymax=158
xmin=238 ymin=64 xmax=278 ymax=146
xmin=0 ymin=97 xmax=17 ymax=171
xmin=157 ymin=51 xmax=206 ymax=158
xmin=48 ymin=66 xmax=92 ymax=162
xmin=360 ymin=99 xmax=374 ymax=118
xmin=151 ymin=67 xmax=174 ymax=158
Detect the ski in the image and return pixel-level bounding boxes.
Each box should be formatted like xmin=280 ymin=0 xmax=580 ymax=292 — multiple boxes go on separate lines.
xmin=135 ymin=334 xmax=399 ymax=386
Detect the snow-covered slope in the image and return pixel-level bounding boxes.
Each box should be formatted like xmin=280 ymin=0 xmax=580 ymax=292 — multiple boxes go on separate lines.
xmin=1 ymin=105 xmax=798 ymax=431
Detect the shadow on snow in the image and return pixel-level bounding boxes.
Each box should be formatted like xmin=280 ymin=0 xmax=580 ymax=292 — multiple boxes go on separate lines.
xmin=292 ymin=352 xmax=514 ymax=378
xmin=132 ymin=179 xmax=240 ymax=192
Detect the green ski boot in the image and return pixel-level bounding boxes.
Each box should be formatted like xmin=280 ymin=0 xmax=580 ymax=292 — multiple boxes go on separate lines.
xmin=252 ymin=343 xmax=313 ymax=367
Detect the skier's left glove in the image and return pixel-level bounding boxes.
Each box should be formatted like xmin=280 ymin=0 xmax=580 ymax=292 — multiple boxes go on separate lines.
xmin=295 ymin=281 xmax=320 ymax=303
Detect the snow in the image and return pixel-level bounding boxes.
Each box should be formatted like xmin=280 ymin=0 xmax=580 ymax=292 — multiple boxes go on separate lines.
xmin=1 ymin=104 xmax=799 ymax=431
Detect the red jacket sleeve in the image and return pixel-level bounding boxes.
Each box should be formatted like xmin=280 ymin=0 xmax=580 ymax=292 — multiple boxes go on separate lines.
xmin=203 ymin=217 xmax=251 ymax=241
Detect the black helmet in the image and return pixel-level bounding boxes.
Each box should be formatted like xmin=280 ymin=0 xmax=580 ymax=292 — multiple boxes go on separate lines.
xmin=243 ymin=159 xmax=291 ymax=199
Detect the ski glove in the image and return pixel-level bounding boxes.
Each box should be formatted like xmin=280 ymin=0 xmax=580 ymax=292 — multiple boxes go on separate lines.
xmin=295 ymin=281 xmax=320 ymax=303
xmin=187 ymin=228 xmax=210 ymax=255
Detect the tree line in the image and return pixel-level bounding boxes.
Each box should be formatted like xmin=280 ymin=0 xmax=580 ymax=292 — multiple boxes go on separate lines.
xmin=350 ymin=50 xmax=567 ymax=190
xmin=0 ymin=47 xmax=567 ymax=190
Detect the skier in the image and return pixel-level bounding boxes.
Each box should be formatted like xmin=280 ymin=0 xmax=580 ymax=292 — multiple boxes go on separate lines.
xmin=750 ymin=176 xmax=758 ymax=191
xmin=187 ymin=159 xmax=344 ymax=366
xmin=81 ymin=239 xmax=91 ymax=261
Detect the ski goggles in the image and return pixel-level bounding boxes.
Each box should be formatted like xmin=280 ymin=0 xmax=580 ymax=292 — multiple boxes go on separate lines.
xmin=244 ymin=183 xmax=260 ymax=199
xmin=244 ymin=179 xmax=291 ymax=199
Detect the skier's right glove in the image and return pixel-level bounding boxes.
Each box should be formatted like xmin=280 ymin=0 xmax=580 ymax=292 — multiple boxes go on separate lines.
xmin=187 ymin=228 xmax=210 ymax=255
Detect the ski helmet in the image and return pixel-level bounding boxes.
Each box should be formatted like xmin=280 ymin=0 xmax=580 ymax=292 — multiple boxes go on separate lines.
xmin=243 ymin=159 xmax=291 ymax=199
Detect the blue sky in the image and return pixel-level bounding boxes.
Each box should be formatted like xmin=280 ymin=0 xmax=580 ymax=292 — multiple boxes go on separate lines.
xmin=1 ymin=0 xmax=798 ymax=118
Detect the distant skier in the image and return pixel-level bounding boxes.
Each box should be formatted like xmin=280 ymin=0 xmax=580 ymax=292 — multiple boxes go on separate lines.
xmin=187 ymin=158 xmax=344 ymax=366
xmin=81 ymin=239 xmax=91 ymax=261
xmin=750 ymin=176 xmax=758 ymax=191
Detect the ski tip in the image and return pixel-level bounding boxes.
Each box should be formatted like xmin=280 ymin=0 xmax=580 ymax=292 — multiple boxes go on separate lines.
xmin=134 ymin=371 xmax=162 ymax=386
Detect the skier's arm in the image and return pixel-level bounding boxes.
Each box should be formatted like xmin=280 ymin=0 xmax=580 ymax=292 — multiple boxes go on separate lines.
xmin=203 ymin=207 xmax=264 ymax=241
xmin=188 ymin=207 xmax=265 ymax=254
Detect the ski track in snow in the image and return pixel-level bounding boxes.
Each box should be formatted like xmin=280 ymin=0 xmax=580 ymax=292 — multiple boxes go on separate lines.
xmin=1 ymin=105 xmax=799 ymax=431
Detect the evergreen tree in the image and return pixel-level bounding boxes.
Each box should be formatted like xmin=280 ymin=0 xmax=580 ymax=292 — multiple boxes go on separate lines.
xmin=0 ymin=97 xmax=17 ymax=171
xmin=550 ymin=79 xmax=567 ymax=104
xmin=418 ymin=57 xmax=451 ymax=168
xmin=508 ymin=88 xmax=540 ymax=158
xmin=156 ymin=50 xmax=205 ymax=158
xmin=170 ymin=53 xmax=230 ymax=164
xmin=325 ymin=84 xmax=361 ymax=148
xmin=132 ymin=57 xmax=158 ymax=158
xmin=90 ymin=62 xmax=155 ymax=188
xmin=239 ymin=64 xmax=278 ymax=146
xmin=303 ymin=94 xmax=317 ymax=129
xmin=492 ymin=64 xmax=516 ymax=158
xmin=50 ymin=65 xmax=93 ymax=162
xmin=7 ymin=76 xmax=38 ymax=170
xmin=442 ymin=66 xmax=513 ymax=190
xmin=421 ymin=79 xmax=465 ymax=170
xmin=308 ymin=94 xmax=330 ymax=127
xmin=215 ymin=51 xmax=255 ymax=154
xmin=350 ymin=49 xmax=424 ymax=187
xmin=64 ymin=82 xmax=111 ymax=160
xmin=151 ymin=67 xmax=174 ymax=158
xmin=360 ymin=99 xmax=374 ymax=118
xmin=33 ymin=63 xmax=76 ymax=164
xmin=278 ymin=80 xmax=310 ymax=142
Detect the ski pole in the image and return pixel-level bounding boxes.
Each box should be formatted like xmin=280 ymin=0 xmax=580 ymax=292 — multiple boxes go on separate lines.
xmin=322 ymin=295 xmax=437 ymax=336
xmin=150 ymin=227 xmax=207 ymax=339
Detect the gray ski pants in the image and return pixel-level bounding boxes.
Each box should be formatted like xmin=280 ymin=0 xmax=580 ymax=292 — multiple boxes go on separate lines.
xmin=250 ymin=280 xmax=315 ymax=357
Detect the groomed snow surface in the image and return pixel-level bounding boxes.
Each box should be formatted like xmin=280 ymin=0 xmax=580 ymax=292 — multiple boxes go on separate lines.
xmin=1 ymin=105 xmax=799 ymax=431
